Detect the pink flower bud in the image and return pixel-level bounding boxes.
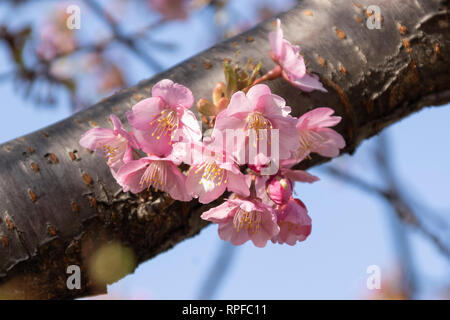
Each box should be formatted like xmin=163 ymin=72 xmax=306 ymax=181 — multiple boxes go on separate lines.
xmin=266 ymin=175 xmax=293 ymax=205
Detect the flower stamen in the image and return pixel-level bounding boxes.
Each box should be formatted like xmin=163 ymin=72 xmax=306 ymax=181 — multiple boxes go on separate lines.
xmin=150 ymin=109 xmax=179 ymax=141
xmin=195 ymin=161 xmax=227 ymax=192
xmin=139 ymin=160 xmax=167 ymax=191
xmin=233 ymin=209 xmax=262 ymax=234
xmin=101 ymin=136 xmax=127 ymax=166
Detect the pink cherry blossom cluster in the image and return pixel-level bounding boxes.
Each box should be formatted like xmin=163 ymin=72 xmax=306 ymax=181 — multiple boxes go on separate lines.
xmin=79 ymin=19 xmax=345 ymax=247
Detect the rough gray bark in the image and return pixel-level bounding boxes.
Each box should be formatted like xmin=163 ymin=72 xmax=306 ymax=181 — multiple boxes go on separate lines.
xmin=0 ymin=0 xmax=448 ymax=299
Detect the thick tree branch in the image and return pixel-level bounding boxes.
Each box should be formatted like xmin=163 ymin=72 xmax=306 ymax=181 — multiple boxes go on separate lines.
xmin=0 ymin=0 xmax=448 ymax=299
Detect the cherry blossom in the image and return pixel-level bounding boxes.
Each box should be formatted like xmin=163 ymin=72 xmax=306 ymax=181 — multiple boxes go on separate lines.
xmin=79 ymin=114 xmax=138 ymax=173
xmin=269 ymin=19 xmax=327 ymax=92
xmin=80 ymin=38 xmax=346 ymax=248
xmin=212 ymin=84 xmax=299 ymax=162
xmin=182 ymin=142 xmax=250 ymax=204
xmin=271 ymin=198 xmax=312 ymax=245
xmin=294 ymin=107 xmax=345 ymax=161
xmin=116 ymin=153 xmax=191 ymax=201
xmin=201 ymin=197 xmax=279 ymax=247
xmin=127 ymin=79 xmax=201 ymax=156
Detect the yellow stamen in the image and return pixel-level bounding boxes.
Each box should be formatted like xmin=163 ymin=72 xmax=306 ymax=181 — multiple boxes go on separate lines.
xmin=150 ymin=109 xmax=179 ymax=142
xmin=139 ymin=160 xmax=167 ymax=191
xmin=233 ymin=209 xmax=262 ymax=234
xmin=245 ymin=112 xmax=273 ymax=147
xmin=195 ymin=161 xmax=227 ymax=192
xmin=101 ymin=135 xmax=127 ymax=166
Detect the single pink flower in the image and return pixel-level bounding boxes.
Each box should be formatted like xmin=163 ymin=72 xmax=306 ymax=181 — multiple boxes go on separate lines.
xmin=201 ymin=198 xmax=279 ymax=247
xmin=127 ymin=79 xmax=201 ymax=157
xmin=272 ymin=198 xmax=312 ymax=245
xmin=295 ymin=107 xmax=345 ymax=161
xmin=266 ymin=175 xmax=292 ymax=205
xmin=183 ymin=142 xmax=249 ymax=204
xmin=79 ymin=114 xmax=138 ymax=171
xmin=212 ymin=84 xmax=299 ymax=161
xmin=147 ymin=0 xmax=190 ymax=20
xmin=269 ymin=19 xmax=327 ymax=93
xmin=115 ymin=153 xmax=191 ymax=201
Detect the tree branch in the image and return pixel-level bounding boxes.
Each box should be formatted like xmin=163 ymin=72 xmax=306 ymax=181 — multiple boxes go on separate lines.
xmin=0 ymin=0 xmax=448 ymax=299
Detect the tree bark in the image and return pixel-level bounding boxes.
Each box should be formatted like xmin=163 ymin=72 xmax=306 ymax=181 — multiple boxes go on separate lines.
xmin=0 ymin=0 xmax=448 ymax=299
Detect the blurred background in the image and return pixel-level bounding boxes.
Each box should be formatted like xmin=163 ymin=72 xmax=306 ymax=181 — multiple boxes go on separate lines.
xmin=0 ymin=0 xmax=448 ymax=299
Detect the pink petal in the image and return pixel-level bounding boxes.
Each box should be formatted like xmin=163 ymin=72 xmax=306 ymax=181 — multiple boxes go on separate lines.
xmin=253 ymin=93 xmax=284 ymax=117
xmin=127 ymin=97 xmax=165 ymax=130
xmin=110 ymin=114 xmax=125 ymax=132
xmin=250 ymin=210 xmax=279 ymax=248
xmin=312 ymin=128 xmax=346 ymax=157
xmin=246 ymin=84 xmax=272 ymax=106
xmin=201 ymin=201 xmax=235 ymax=223
xmin=280 ymin=39 xmax=306 ymax=79
xmin=179 ymin=109 xmax=202 ymax=143
xmin=125 ymin=130 xmax=141 ymax=150
xmin=282 ymin=169 xmax=319 ymax=183
xmin=268 ymin=19 xmax=284 ymax=59
xmin=226 ymin=171 xmax=250 ymax=197
xmin=185 ymin=165 xmax=226 ymax=204
xmin=238 ymin=199 xmax=258 ymax=212
xmin=133 ymin=128 xmax=173 ymax=156
xmin=270 ymin=114 xmax=300 ymax=160
xmin=123 ymin=145 xmax=135 ymax=163
xmin=79 ymin=127 xmax=115 ymax=150
xmin=211 ymin=114 xmax=247 ymax=156
xmin=116 ymin=159 xmax=150 ymax=193
xmin=217 ymin=162 xmax=238 ymax=174
xmin=164 ymin=162 xmax=191 ymax=201
xmin=151 ymin=79 xmax=194 ymax=109
xmin=297 ymin=107 xmax=342 ymax=129
xmin=273 ymin=94 xmax=291 ymax=116
xmin=273 ymin=198 xmax=312 ymax=245
xmin=220 ymin=222 xmax=250 ymax=246
xmin=223 ymin=91 xmax=252 ymax=117
xmin=289 ymin=73 xmax=328 ymax=93
xmin=199 ymin=183 xmax=226 ymax=204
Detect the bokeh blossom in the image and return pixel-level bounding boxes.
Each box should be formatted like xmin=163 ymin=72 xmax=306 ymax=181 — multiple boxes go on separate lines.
xmin=147 ymin=0 xmax=190 ymax=20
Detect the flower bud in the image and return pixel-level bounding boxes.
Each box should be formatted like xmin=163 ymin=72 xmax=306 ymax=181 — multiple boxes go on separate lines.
xmin=266 ymin=175 xmax=292 ymax=205
xmin=196 ymin=98 xmax=217 ymax=116
xmin=215 ymin=97 xmax=229 ymax=113
xmin=212 ymin=82 xmax=226 ymax=105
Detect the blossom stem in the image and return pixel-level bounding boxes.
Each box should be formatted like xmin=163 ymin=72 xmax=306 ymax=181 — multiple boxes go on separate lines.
xmin=249 ymin=175 xmax=257 ymax=198
xmin=251 ymin=65 xmax=282 ymax=86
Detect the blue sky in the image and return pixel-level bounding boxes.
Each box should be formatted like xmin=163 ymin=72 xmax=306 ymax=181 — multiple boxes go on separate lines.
xmin=0 ymin=0 xmax=448 ymax=299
